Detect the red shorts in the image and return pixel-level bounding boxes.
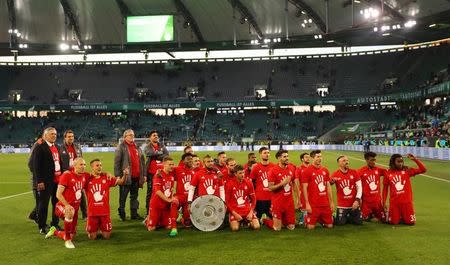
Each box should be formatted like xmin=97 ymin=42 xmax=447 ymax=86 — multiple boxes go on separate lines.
xmin=55 ymin=202 xmax=79 ymax=234
xmin=229 ymin=209 xmax=257 ymax=222
xmin=361 ymin=200 xmax=384 ymax=220
xmin=388 ymin=202 xmax=415 ymax=225
xmin=306 ymin=206 xmax=333 ymax=226
xmin=86 ymin=215 xmax=112 ymax=233
xmin=271 ymin=199 xmax=296 ymax=226
xmin=146 ymin=204 xmax=172 ymax=229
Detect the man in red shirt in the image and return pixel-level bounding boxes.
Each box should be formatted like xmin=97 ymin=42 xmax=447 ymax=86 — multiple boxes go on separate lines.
xmin=331 ymin=155 xmax=363 ymax=225
xmin=60 ymin=129 xmax=87 ymax=219
xmin=262 ymin=149 xmax=297 ymax=231
xmin=249 ymin=147 xmax=275 ymax=219
xmin=358 ymin=152 xmax=386 ymax=222
xmin=243 ymin=152 xmax=257 ymax=179
xmin=173 ymin=153 xmax=195 ymax=227
xmin=45 ymin=158 xmax=88 ymax=249
xmin=192 ymin=154 xmax=202 ymax=174
xmin=226 ymin=165 xmax=260 ymax=231
xmin=85 ymin=159 xmax=128 ymax=240
xmin=383 ymin=153 xmax=426 ymax=225
xmin=295 ymin=152 xmax=310 ymax=225
xmin=222 ymin=158 xmax=237 ymax=186
xmin=144 ymin=130 xmax=169 ymax=217
xmin=302 ymin=150 xmax=334 ymax=229
xmin=146 ymin=157 xmax=179 ymax=237
xmin=215 ymin=151 xmax=228 ymax=174
xmin=188 ymin=155 xmax=225 ymax=203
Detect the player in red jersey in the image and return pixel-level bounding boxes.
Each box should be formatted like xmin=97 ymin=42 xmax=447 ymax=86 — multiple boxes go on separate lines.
xmin=45 ymin=158 xmax=89 ymax=248
xmin=226 ymin=165 xmax=260 ymax=231
xmin=249 ymin=147 xmax=275 ymax=219
xmin=301 ymin=150 xmax=334 ymax=229
xmin=222 ymin=158 xmax=237 ymax=186
xmin=173 ymin=153 xmax=195 ymax=227
xmin=243 ymin=152 xmax=257 ymax=179
xmin=146 ymin=157 xmax=179 ymax=237
xmin=358 ymin=152 xmax=386 ymax=222
xmin=188 ymin=155 xmax=225 ymax=202
xmin=215 ymin=151 xmax=228 ymax=174
xmin=330 ymin=156 xmax=363 ymax=225
xmin=262 ymin=150 xmax=297 ymax=231
xmin=383 ymin=153 xmax=426 ymax=225
xmin=85 ymin=159 xmax=128 ymax=240
xmin=295 ymin=152 xmax=310 ymax=225
xmin=192 ymin=154 xmax=202 ymax=174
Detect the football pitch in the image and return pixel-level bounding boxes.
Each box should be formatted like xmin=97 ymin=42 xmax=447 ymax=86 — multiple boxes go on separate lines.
xmin=1 ymin=150 xmax=450 ymax=265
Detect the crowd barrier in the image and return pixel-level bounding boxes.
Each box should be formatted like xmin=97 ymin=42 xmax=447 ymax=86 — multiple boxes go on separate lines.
xmin=2 ymin=144 xmax=449 ymax=161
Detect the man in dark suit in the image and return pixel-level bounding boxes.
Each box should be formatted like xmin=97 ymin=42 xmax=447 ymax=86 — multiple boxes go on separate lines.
xmin=33 ymin=127 xmax=65 ymax=234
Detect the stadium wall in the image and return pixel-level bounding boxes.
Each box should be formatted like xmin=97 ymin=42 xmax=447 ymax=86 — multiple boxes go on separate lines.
xmin=1 ymin=144 xmax=449 ymax=161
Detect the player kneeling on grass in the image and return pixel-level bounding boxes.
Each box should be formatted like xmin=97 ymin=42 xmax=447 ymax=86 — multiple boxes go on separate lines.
xmin=45 ymin=158 xmax=89 ymax=249
xmin=146 ymin=157 xmax=179 ymax=237
xmin=301 ymin=150 xmax=334 ymax=230
xmin=358 ymin=152 xmax=386 ymax=222
xmin=331 ymin=156 xmax=363 ymax=225
xmin=262 ymin=150 xmax=297 ymax=231
xmin=383 ymin=153 xmax=426 ymax=225
xmin=226 ymin=165 xmax=260 ymax=231
xmin=86 ymin=159 xmax=129 ymax=240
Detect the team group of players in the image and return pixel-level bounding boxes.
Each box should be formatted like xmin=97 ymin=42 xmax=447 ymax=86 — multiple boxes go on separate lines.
xmin=45 ymin=144 xmax=426 ymax=248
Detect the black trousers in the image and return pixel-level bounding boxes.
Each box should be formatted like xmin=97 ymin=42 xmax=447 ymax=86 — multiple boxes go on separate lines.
xmin=255 ymin=200 xmax=272 ymax=219
xmin=335 ymin=207 xmax=363 ymax=225
xmin=37 ymin=182 xmax=59 ymax=229
xmin=145 ymin=173 xmax=154 ymax=214
xmin=118 ymin=178 xmax=140 ymax=215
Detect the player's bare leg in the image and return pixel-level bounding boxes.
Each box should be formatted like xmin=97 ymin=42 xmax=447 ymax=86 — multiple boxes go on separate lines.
xmin=250 ymin=219 xmax=260 ymax=230
xmin=272 ymin=218 xmax=282 ymax=231
xmin=230 ymin=221 xmax=240 ymax=232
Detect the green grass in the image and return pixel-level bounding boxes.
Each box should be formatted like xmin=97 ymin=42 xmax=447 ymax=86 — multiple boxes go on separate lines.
xmin=1 ymin=150 xmax=450 ymax=265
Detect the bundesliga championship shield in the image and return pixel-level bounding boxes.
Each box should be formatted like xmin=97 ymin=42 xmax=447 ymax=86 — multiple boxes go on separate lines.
xmin=190 ymin=195 xmax=226 ymax=232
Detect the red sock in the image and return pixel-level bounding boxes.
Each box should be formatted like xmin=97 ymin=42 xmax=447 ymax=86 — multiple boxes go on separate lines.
xmin=54 ymin=230 xmax=65 ymax=240
xmin=63 ymin=220 xmax=73 ymax=241
xmin=263 ymin=219 xmax=274 ymax=229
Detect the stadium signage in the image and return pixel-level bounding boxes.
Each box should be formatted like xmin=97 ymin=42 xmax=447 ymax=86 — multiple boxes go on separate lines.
xmin=355 ymin=95 xmax=392 ymax=104
xmin=1 ymin=81 xmax=448 ymax=111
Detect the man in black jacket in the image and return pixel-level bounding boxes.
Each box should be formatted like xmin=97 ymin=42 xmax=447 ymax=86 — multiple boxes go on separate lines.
xmin=33 ymin=127 xmax=66 ymax=234
xmin=59 ymin=130 xmax=86 ymax=219
xmin=27 ymin=136 xmax=43 ymax=222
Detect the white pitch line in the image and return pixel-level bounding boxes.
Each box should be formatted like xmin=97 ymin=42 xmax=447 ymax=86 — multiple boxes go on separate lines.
xmin=0 ymin=191 xmax=32 ymax=201
xmin=345 ymin=154 xmax=450 ymax=184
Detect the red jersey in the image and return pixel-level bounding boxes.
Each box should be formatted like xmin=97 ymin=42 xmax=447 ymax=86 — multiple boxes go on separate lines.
xmin=50 ymin=145 xmax=62 ymax=183
xmin=331 ymin=169 xmax=361 ymax=208
xmin=150 ymin=171 xmax=176 ymax=208
xmin=86 ymin=173 xmax=117 ymax=216
xmin=358 ymin=166 xmax=386 ymax=203
xmin=126 ymin=142 xmax=140 ymax=178
xmin=65 ymin=144 xmax=77 ymax=168
xmin=215 ymin=163 xmax=227 ymax=175
xmin=295 ymin=164 xmax=309 ymax=209
xmin=221 ymin=170 xmax=235 ymax=187
xmin=225 ymin=178 xmax=256 ymax=213
xmin=383 ymin=159 xmax=426 ymax=204
xmin=268 ymin=164 xmax=295 ymax=205
xmin=174 ymin=166 xmax=195 ymax=197
xmin=249 ymin=162 xmax=275 ymax=201
xmin=191 ymin=167 xmax=223 ymax=197
xmin=243 ymin=163 xmax=255 ymax=179
xmin=58 ymin=171 xmax=89 ymax=209
xmin=301 ymin=165 xmax=331 ymax=207
xmin=147 ymin=143 xmax=163 ymax=175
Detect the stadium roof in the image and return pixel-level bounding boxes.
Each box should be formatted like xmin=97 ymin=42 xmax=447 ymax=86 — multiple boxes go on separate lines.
xmin=0 ymin=0 xmax=449 ymax=54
